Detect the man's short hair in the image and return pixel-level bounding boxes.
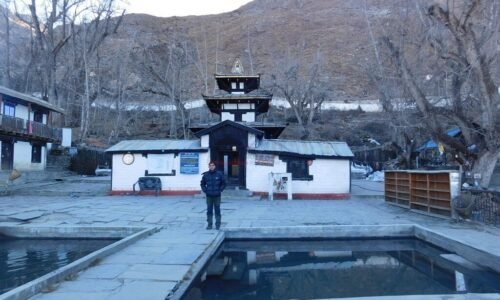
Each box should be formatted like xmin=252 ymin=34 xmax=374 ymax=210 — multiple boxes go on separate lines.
xmin=209 ymin=161 xmax=216 ymax=166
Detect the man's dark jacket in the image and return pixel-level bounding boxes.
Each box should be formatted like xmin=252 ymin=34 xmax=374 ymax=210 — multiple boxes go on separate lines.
xmin=201 ymin=170 xmax=226 ymax=197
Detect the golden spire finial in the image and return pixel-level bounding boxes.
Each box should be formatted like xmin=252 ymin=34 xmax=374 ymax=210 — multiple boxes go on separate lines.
xmin=231 ymin=58 xmax=244 ymax=74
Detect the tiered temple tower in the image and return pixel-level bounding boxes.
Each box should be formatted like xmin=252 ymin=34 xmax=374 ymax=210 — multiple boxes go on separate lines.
xmin=189 ymin=59 xmax=286 ymax=187
xmin=190 ymin=59 xmax=286 ymax=139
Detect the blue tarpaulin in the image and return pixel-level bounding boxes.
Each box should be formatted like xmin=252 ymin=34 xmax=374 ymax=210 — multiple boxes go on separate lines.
xmin=416 ymin=128 xmax=461 ymax=151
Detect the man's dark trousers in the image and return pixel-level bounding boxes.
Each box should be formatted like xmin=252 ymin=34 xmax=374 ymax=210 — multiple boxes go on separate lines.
xmin=206 ymin=195 xmax=221 ymax=228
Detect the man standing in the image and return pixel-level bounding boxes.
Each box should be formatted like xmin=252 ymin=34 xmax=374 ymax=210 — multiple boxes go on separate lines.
xmin=200 ymin=161 xmax=226 ymax=230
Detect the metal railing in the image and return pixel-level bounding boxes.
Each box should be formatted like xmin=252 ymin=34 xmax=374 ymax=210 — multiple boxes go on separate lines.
xmin=455 ymin=189 xmax=500 ymax=226
xmin=0 ymin=114 xmax=62 ymax=142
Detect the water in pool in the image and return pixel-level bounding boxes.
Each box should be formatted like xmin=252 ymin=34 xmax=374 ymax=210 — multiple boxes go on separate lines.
xmin=183 ymin=238 xmax=500 ymax=299
xmin=0 ymin=237 xmax=117 ymax=294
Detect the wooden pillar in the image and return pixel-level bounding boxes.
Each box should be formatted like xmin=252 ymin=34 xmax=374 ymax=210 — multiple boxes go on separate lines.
xmin=0 ymin=94 xmax=3 ymax=114
xmin=27 ymin=103 xmax=32 ymax=134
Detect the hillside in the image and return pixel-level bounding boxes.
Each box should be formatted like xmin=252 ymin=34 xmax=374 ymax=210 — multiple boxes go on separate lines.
xmin=0 ymin=0 xmax=432 ymax=146
xmin=94 ymin=0 xmax=402 ymax=102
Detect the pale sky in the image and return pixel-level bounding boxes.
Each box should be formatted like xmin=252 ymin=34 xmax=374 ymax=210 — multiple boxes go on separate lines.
xmin=124 ymin=0 xmax=253 ymax=18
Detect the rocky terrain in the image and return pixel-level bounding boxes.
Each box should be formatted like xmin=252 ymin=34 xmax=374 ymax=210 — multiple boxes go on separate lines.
xmin=1 ymin=0 xmax=407 ymax=100
xmin=0 ymin=0 xmax=444 ymax=146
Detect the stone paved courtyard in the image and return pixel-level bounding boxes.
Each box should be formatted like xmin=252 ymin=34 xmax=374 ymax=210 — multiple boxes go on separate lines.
xmin=0 ymin=176 xmax=499 ymax=299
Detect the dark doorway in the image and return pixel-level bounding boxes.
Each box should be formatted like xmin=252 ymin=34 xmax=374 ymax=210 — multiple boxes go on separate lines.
xmin=217 ymin=150 xmax=244 ymax=187
xmin=209 ymin=125 xmax=248 ymax=189
xmin=1 ymin=141 xmax=14 ymax=170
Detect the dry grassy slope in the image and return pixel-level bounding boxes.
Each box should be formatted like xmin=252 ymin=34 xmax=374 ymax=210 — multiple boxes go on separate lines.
xmin=100 ymin=0 xmax=400 ymax=100
xmin=0 ymin=0 xmax=404 ymax=100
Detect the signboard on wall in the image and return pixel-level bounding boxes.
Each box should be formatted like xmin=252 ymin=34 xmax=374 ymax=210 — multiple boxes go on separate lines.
xmin=147 ymin=154 xmax=174 ymax=175
xmin=268 ymin=172 xmax=292 ymax=201
xmin=255 ymin=154 xmax=274 ymax=166
xmin=180 ymin=152 xmax=199 ymax=174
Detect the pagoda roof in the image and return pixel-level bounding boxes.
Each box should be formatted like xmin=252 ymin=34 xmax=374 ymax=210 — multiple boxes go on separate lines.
xmin=192 ymin=120 xmax=265 ymax=138
xmin=202 ymin=89 xmax=272 ymax=115
xmin=213 ymin=75 xmax=261 ymax=92
xmin=214 ymin=74 xmax=260 ymax=79
xmin=202 ymin=88 xmax=272 ymax=100
xmin=190 ymin=121 xmax=286 ymax=139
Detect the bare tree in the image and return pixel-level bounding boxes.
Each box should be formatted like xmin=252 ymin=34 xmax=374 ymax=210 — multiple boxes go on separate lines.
xmin=0 ymin=0 xmax=12 ymax=87
xmin=382 ymin=0 xmax=500 ymax=187
xmin=14 ymin=0 xmax=123 ymax=109
xmin=246 ymin=25 xmax=254 ymax=74
xmin=138 ymin=32 xmax=193 ymax=139
xmin=74 ymin=2 xmax=124 ymax=141
xmin=270 ymin=47 xmax=329 ymax=140
xmin=189 ymin=24 xmax=210 ymax=94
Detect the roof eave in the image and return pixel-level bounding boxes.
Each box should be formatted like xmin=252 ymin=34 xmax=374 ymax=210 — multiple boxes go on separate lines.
xmin=106 ymin=148 xmax=208 ymax=154
xmin=0 ymin=86 xmax=65 ymax=114
xmin=248 ymin=149 xmax=354 ymax=159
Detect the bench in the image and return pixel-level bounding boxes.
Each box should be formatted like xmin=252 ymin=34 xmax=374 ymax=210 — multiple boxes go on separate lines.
xmin=133 ymin=177 xmax=162 ymax=196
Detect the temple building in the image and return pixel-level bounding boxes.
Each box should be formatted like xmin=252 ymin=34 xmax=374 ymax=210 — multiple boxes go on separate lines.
xmin=106 ymin=60 xmax=354 ymax=199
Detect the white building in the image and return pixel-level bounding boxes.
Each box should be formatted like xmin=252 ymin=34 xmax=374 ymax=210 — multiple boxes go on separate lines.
xmin=106 ymin=61 xmax=354 ymax=199
xmin=0 ymin=86 xmax=64 ymax=171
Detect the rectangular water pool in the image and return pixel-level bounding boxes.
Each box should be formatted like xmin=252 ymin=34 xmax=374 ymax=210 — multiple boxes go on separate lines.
xmin=0 ymin=237 xmax=118 ymax=294
xmin=183 ymin=238 xmax=500 ymax=299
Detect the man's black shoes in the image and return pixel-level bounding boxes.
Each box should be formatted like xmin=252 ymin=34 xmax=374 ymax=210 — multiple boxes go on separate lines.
xmin=206 ymin=224 xmax=221 ymax=230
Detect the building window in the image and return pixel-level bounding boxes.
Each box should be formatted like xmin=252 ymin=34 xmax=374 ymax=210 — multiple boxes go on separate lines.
xmin=231 ymin=82 xmax=237 ymax=89
xmin=284 ymin=157 xmax=313 ymax=181
xmin=34 ymin=111 xmax=44 ymax=123
xmin=3 ymin=103 xmax=15 ymax=117
xmin=32 ymin=144 xmax=42 ymax=163
xmin=239 ymin=82 xmax=244 ymax=90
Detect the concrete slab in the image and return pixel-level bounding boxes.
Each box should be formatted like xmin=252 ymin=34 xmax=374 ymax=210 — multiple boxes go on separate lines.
xmin=107 ymin=280 xmax=176 ymax=300
xmin=118 ymin=246 xmax=168 ymax=256
xmin=78 ymin=264 xmax=129 ymax=279
xmin=47 ymin=279 xmax=121 ymax=292
xmin=99 ymin=253 xmax=155 ymax=265
xmin=9 ymin=211 xmax=45 ymax=221
xmin=151 ymin=246 xmax=205 ymax=265
xmin=118 ymin=264 xmax=190 ymax=281
xmin=143 ymin=213 xmax=164 ymax=224
xmin=31 ymin=291 xmax=112 ymax=300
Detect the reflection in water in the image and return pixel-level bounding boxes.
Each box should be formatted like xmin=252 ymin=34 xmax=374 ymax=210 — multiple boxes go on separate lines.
xmin=184 ymin=239 xmax=500 ymax=300
xmin=0 ymin=238 xmax=117 ymax=294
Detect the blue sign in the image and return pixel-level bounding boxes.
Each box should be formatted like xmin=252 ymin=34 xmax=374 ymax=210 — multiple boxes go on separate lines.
xmin=180 ymin=152 xmax=199 ymax=174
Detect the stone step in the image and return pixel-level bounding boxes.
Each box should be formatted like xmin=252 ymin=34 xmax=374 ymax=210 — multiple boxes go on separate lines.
xmin=222 ymin=188 xmax=253 ymax=197
xmin=193 ymin=192 xmax=262 ymax=201
xmin=46 ymin=159 xmax=71 ymax=169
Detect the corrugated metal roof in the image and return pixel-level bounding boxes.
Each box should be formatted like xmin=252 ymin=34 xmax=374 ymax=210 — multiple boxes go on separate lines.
xmin=254 ymin=139 xmax=354 ymax=158
xmin=0 ymin=86 xmax=65 ymax=114
xmin=106 ymin=139 xmax=205 ymax=153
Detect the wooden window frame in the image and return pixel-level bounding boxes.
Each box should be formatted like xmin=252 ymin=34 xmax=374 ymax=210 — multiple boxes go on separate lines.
xmin=31 ymin=144 xmax=42 ymax=163
xmin=282 ymin=156 xmax=313 ymax=181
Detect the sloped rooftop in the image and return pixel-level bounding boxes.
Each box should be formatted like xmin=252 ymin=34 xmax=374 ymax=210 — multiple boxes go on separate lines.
xmin=105 ymin=139 xmax=206 ymax=153
xmin=0 ymin=86 xmax=65 ymax=114
xmin=252 ymin=139 xmax=354 ymax=158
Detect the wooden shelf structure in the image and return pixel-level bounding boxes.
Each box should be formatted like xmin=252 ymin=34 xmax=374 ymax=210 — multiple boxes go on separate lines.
xmin=385 ymin=170 xmax=461 ymax=217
